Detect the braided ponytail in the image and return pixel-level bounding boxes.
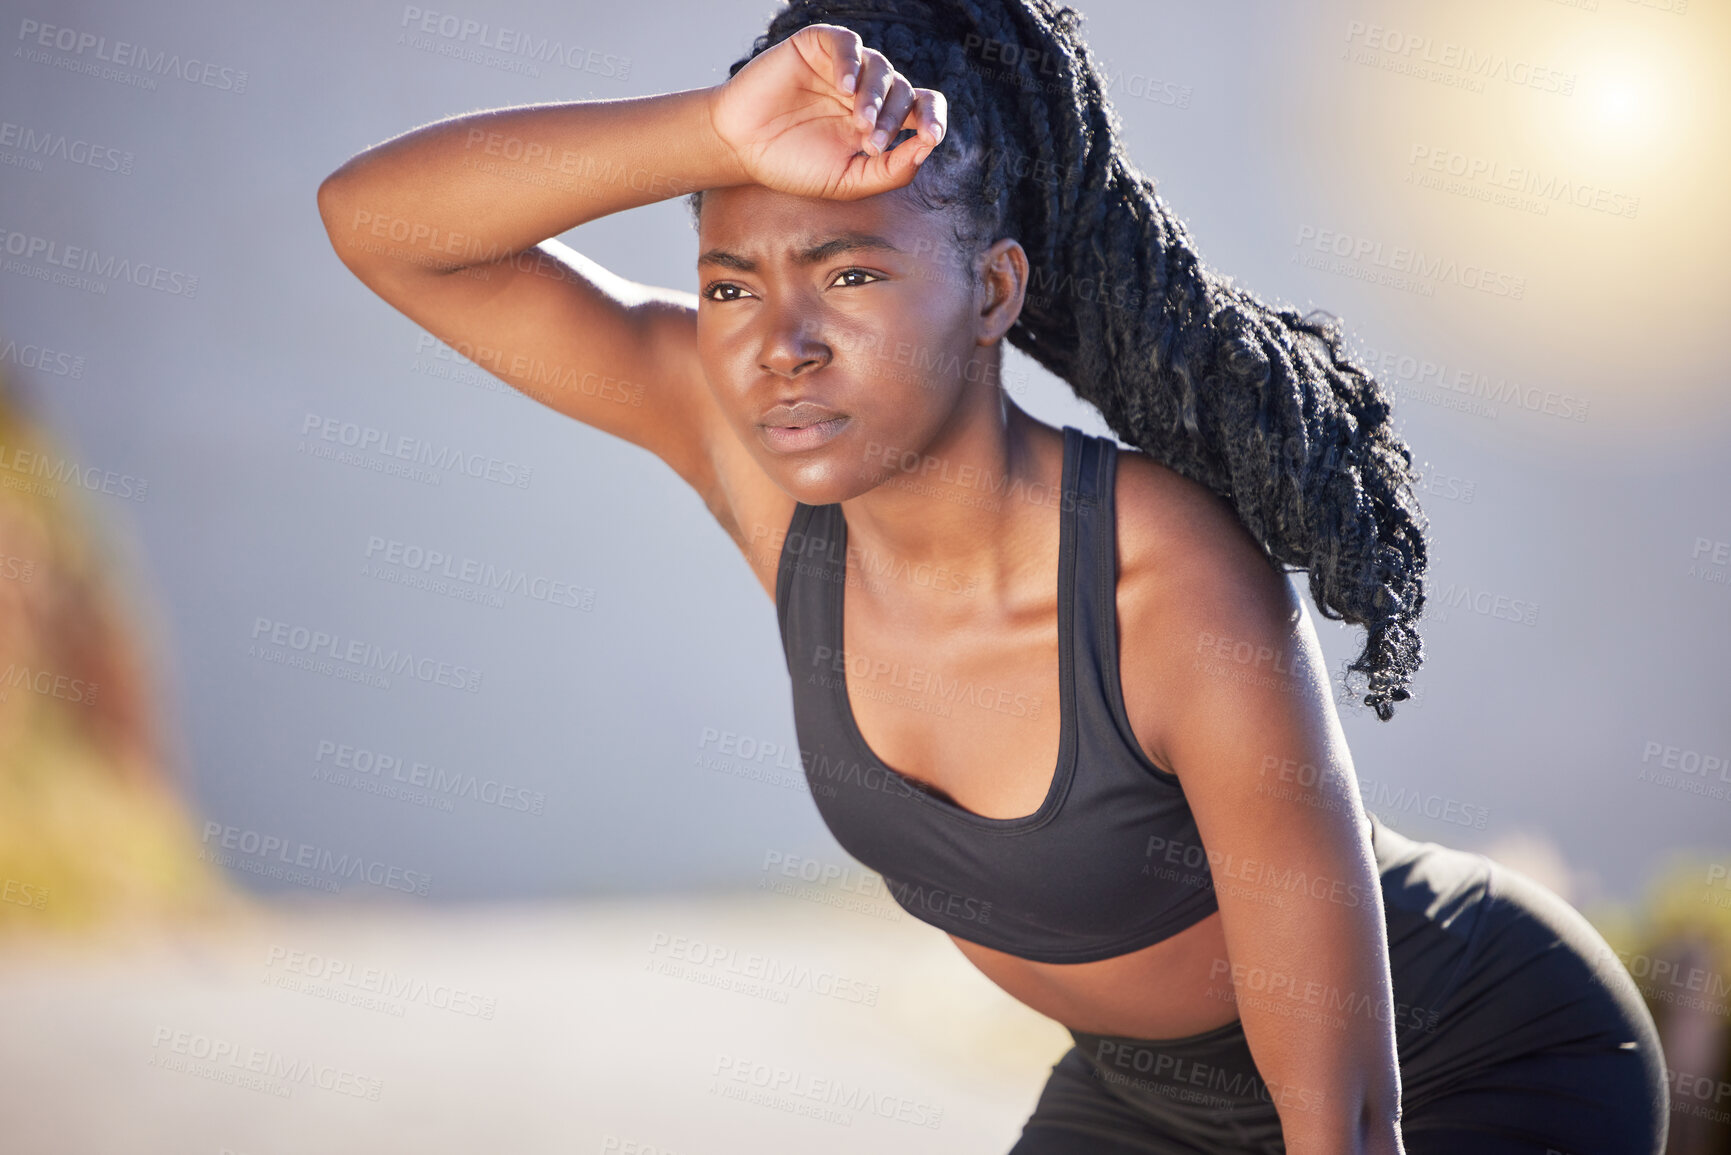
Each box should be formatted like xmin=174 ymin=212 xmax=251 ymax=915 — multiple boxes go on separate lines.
xmin=694 ymin=0 xmax=1429 ymax=720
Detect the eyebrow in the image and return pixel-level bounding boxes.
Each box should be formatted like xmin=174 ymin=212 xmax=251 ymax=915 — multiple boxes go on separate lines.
xmin=697 ymin=232 xmax=905 ymax=272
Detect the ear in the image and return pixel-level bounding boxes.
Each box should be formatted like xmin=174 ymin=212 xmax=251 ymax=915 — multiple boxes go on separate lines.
xmin=974 ymin=237 xmax=1028 ymax=345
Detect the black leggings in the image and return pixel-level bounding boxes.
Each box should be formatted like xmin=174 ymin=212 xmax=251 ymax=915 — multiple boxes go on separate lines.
xmin=1009 ymin=814 xmax=1669 ymax=1155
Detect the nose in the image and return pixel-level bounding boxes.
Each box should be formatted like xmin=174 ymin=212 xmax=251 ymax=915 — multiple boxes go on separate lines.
xmin=759 ymin=306 xmax=831 ymax=379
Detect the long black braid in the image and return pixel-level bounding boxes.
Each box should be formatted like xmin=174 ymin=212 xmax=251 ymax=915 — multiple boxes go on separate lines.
xmin=691 ymin=0 xmax=1429 ymax=720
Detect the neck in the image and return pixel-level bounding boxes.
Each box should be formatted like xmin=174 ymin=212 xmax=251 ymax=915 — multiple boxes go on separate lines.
xmin=838 ymin=395 xmax=1062 ymax=607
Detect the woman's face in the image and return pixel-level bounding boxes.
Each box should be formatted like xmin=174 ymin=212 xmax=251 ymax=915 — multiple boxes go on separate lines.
xmin=695 ymin=182 xmax=1017 ymax=505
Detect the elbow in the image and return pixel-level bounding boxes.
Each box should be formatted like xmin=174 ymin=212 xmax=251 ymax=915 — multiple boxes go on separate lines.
xmin=315 ymin=169 xmax=460 ymax=282
xmin=1354 ymin=1088 xmax=1403 ymax=1155
xmin=1281 ymin=1081 xmax=1403 ymax=1154
xmin=316 ymin=171 xmax=355 ymax=253
xmin=315 ymin=171 xmax=389 ymax=282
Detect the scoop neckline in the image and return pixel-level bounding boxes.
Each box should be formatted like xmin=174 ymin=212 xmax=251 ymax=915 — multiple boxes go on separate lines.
xmin=824 ymin=426 xmax=1082 ymax=831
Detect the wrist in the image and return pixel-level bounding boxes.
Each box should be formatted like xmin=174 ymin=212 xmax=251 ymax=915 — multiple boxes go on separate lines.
xmin=691 ymin=84 xmax=750 ymax=191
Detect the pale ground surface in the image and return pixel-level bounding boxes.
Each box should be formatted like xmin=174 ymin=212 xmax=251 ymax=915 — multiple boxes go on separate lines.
xmin=0 ymin=885 xmax=1076 ymax=1155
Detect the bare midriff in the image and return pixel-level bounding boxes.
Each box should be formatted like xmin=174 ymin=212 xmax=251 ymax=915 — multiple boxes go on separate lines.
xmin=947 ymin=908 xmax=1242 ymax=1040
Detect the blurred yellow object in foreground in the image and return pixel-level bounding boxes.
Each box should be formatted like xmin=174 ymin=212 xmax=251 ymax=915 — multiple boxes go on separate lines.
xmin=0 ymin=367 xmax=241 ymax=939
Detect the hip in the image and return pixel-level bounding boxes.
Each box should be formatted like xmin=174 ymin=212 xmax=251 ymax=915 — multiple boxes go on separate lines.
xmin=1030 ymin=814 xmax=1668 ymax=1151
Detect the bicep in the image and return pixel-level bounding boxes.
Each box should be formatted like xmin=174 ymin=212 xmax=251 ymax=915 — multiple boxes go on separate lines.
xmin=326 ymin=221 xmax=727 ymax=499
xmin=321 ymin=200 xmax=802 ymax=604
xmin=392 ymin=244 xmax=799 ymax=599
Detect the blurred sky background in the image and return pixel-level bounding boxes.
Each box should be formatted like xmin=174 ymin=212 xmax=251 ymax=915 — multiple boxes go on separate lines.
xmin=1 ymin=0 xmax=1728 ymax=1150
xmin=3 ymin=0 xmax=1725 ymax=903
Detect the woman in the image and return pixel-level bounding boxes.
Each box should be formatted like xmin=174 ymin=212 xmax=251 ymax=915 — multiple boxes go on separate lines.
xmin=316 ymin=1 xmax=1668 ymax=1150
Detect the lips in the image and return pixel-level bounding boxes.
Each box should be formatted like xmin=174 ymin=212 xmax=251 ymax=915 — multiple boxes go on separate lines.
xmin=760 ymin=400 xmax=844 ymax=429
xmin=757 ymin=412 xmax=849 ymax=454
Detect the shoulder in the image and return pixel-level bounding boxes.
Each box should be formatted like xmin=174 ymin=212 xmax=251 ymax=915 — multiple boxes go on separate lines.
xmin=1111 ymin=445 xmax=1318 ymax=773
xmin=1113 ymin=443 xmax=1296 ymax=626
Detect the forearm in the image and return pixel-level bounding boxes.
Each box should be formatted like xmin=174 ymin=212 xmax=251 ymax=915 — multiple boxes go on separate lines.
xmin=316 ymin=87 xmax=747 ymax=278
xmin=1218 ymin=872 xmax=1407 ymax=1152
xmin=1255 ymin=977 xmax=1406 ymax=1153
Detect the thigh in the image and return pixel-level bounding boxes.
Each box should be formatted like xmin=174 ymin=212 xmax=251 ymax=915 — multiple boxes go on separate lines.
xmin=1009 ymin=1046 xmax=1204 ymax=1155
xmin=1009 ymin=1124 xmax=1182 ymax=1155
xmin=1015 ymin=825 xmax=1669 ymax=1154
xmin=1401 ymin=1044 xmax=1667 ymax=1155
xmin=1389 ymin=840 xmax=1669 ymax=1153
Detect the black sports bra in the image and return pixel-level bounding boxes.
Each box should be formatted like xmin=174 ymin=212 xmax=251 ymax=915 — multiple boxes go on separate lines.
xmin=773 ymin=425 xmax=1219 ymax=964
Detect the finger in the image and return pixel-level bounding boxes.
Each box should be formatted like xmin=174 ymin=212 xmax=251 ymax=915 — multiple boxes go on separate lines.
xmin=868 ymin=74 xmax=917 ymax=155
xmin=879 ymin=89 xmax=948 ymax=184
xmin=901 ymin=88 xmax=948 ymax=162
xmin=804 ymin=23 xmax=864 ymax=97
xmin=853 ymin=50 xmax=894 ymax=136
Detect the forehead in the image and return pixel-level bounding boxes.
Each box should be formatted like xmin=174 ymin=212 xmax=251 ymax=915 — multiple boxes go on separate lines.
xmin=695 ymin=183 xmax=951 ymax=254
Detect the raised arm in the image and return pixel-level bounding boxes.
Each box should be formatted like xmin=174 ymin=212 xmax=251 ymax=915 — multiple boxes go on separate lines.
xmin=315 ymin=25 xmax=946 ymax=531
xmin=315 ymin=87 xmax=748 ymax=486
xmin=1133 ymin=481 xmax=1404 ymax=1154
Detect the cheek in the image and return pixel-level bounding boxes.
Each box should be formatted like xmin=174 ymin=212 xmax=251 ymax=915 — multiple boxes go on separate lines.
xmin=690 ymin=339 xmax=749 ymax=427
xmin=901 ymin=281 xmax=969 ymax=341
xmin=694 ymin=316 xmax=745 ymax=378
xmin=897 ymin=307 xmax=973 ymax=388
xmin=849 ymin=298 xmax=959 ymax=378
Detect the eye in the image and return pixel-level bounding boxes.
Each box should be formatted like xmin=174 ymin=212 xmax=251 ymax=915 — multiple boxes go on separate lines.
xmin=700 ymin=268 xmax=883 ymax=302
xmin=701 ymin=281 xmax=754 ymax=302
xmin=833 ymin=267 xmax=883 ymax=288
